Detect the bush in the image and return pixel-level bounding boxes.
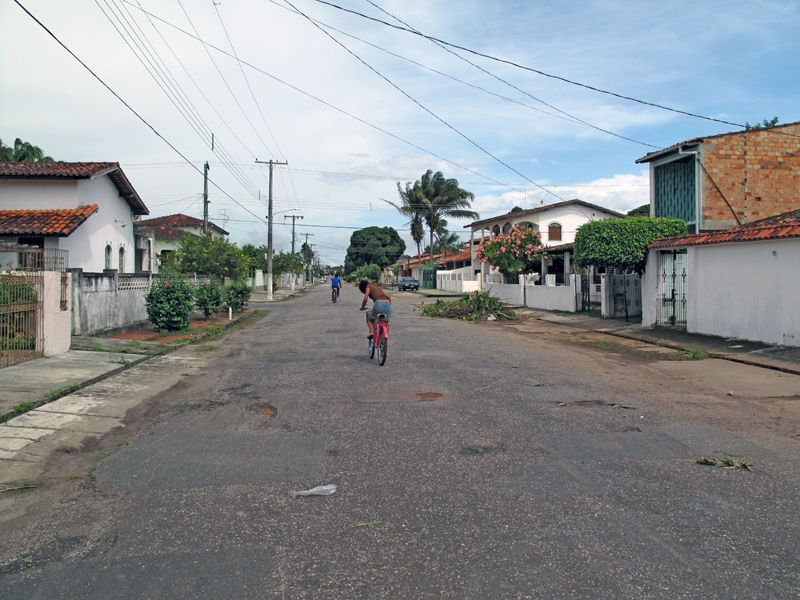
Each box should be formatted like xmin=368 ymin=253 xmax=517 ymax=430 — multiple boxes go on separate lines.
xmin=476 ymin=225 xmax=543 ymax=277
xmin=574 ymin=217 xmax=687 ymax=274
xmin=223 ymin=281 xmax=251 ymax=311
xmin=419 ymin=291 xmax=516 ymax=322
xmin=195 ymin=281 xmax=223 ymax=318
xmin=145 ymin=275 xmax=194 ymax=332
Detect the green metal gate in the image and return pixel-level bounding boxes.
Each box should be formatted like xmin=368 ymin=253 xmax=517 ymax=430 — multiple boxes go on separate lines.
xmin=421 ymin=268 xmax=438 ymax=290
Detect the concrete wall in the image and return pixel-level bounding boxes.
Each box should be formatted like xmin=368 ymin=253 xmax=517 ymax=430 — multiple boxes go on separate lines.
xmin=641 ymin=251 xmax=660 ymax=327
xmin=42 ymin=272 xmax=71 ymax=356
xmin=486 ymin=283 xmax=523 ymax=305
xmin=72 ymin=271 xmax=150 ymax=335
xmin=525 ymin=275 xmax=579 ymax=312
xmin=686 ymin=239 xmax=800 ymax=346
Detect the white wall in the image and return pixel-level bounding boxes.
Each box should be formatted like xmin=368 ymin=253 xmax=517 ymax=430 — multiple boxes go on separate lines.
xmin=0 ymin=176 xmax=138 ymax=273
xmin=525 ymin=275 xmax=579 ymax=311
xmin=42 ymin=272 xmax=71 ymax=356
xmin=641 ymin=251 xmax=660 ymax=327
xmin=485 ymin=283 xmax=523 ymax=305
xmin=537 ymin=205 xmax=620 ymax=246
xmin=687 ymin=239 xmax=800 ymax=346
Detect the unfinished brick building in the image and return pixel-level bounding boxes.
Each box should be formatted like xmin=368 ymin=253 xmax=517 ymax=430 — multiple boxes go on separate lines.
xmin=636 ymin=121 xmax=800 ymax=233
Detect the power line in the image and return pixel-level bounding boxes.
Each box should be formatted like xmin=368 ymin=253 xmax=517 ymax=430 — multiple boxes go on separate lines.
xmin=283 ymin=0 xmax=566 ymax=202
xmin=119 ymin=0 xmax=532 ymax=196
xmin=12 ymin=0 xmax=266 ymax=224
xmin=309 ymin=0 xmax=747 ymax=129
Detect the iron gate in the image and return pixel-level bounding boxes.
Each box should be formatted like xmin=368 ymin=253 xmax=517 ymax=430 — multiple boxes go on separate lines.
xmin=421 ymin=268 xmax=438 ymax=290
xmin=656 ymin=251 xmax=687 ymax=327
xmin=0 ymin=272 xmax=45 ymax=368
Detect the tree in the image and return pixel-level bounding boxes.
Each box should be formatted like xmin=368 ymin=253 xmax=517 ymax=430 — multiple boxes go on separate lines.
xmin=476 ymin=225 xmax=544 ymax=278
xmin=424 ymin=219 xmax=462 ymax=259
xmin=745 ymin=117 xmax=779 ymax=131
xmin=343 ymin=226 xmax=405 ymax=274
xmin=0 ymin=138 xmax=55 ymax=163
xmin=173 ymin=234 xmax=248 ymax=282
xmin=510 ymin=206 xmax=524 ymax=213
xmin=240 ymin=244 xmax=269 ymax=271
xmin=272 ymin=250 xmax=304 ymax=276
xmin=389 ymin=170 xmax=478 ymax=265
xmin=573 ymin=217 xmax=688 ymax=274
xmin=626 ymin=204 xmax=650 ymax=217
xmin=386 ymin=182 xmax=426 ymax=258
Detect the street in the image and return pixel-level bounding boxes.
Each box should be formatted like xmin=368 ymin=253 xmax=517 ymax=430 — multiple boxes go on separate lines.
xmin=2 ymin=285 xmax=800 ymax=599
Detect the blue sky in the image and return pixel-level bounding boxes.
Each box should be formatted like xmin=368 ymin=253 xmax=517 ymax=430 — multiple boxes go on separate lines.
xmin=2 ymin=0 xmax=798 ymax=264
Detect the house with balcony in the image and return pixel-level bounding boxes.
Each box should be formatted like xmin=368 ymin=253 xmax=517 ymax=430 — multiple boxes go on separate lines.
xmin=466 ymin=199 xmax=623 ymax=284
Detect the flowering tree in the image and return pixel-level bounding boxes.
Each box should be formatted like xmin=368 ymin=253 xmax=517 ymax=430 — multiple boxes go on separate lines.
xmin=476 ymin=225 xmax=544 ymax=278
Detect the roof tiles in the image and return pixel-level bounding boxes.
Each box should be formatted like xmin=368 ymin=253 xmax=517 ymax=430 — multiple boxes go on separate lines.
xmin=650 ymin=209 xmax=800 ymax=249
xmin=0 ymin=205 xmax=99 ymax=236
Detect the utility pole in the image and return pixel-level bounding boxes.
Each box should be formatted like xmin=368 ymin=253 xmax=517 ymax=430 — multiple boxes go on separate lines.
xmin=203 ymin=161 xmax=210 ymax=235
xmin=284 ymin=214 xmax=303 ymax=255
xmin=255 ymin=159 xmax=288 ymax=301
xmin=284 ymin=214 xmax=303 ymax=291
xmin=303 ymin=232 xmax=314 ymax=285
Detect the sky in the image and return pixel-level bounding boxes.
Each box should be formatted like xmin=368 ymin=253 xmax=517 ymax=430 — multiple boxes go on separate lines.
xmin=2 ymin=0 xmax=799 ymax=266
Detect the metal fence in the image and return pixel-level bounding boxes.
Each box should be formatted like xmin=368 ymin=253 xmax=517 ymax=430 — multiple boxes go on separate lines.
xmin=0 ymin=272 xmax=44 ymax=368
xmin=19 ymin=248 xmax=69 ymax=272
xmin=656 ymin=251 xmax=688 ymax=327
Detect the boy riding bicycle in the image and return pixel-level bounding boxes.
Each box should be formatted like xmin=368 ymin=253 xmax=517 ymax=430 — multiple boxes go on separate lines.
xmin=359 ymin=279 xmax=392 ymax=339
xmin=331 ymin=273 xmax=342 ymax=299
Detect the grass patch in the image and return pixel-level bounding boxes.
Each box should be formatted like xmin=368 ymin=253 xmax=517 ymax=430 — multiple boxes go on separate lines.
xmin=125 ymin=340 xmax=144 ymax=349
xmin=90 ymin=343 xmax=103 ymax=352
xmin=679 ymin=346 xmax=709 ymax=361
xmin=11 ymin=400 xmax=34 ymax=416
xmin=197 ymin=344 xmax=217 ymax=352
xmin=419 ymin=292 xmax=515 ymax=322
xmin=596 ymin=339 xmax=619 ymax=350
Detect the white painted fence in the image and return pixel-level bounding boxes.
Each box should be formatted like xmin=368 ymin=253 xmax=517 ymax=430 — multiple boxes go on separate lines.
xmin=525 ymin=275 xmax=580 ymax=312
xmin=485 ymin=283 xmax=524 ymax=305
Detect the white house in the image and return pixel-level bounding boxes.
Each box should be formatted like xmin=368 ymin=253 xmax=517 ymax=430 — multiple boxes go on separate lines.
xmin=0 ymin=162 xmax=150 ymax=272
xmin=643 ymin=209 xmax=800 ymax=346
xmin=466 ymin=199 xmax=623 ymax=282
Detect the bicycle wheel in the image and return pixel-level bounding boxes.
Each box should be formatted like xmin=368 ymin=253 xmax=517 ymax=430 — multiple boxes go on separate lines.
xmin=368 ymin=336 xmax=375 ymax=359
xmin=378 ymin=336 xmax=388 ymax=366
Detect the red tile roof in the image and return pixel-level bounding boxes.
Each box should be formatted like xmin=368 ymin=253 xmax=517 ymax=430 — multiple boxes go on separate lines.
xmin=136 ymin=214 xmax=229 ymax=235
xmin=650 ymin=209 xmax=800 ymax=249
xmin=437 ymin=248 xmax=472 ymax=264
xmin=0 ymin=162 xmax=148 ymax=215
xmin=0 ymin=205 xmax=99 ymax=236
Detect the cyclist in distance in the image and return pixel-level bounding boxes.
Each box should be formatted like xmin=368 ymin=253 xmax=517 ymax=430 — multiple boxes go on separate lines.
xmin=331 ymin=273 xmax=342 ymax=300
xmin=359 ymin=279 xmax=391 ymax=339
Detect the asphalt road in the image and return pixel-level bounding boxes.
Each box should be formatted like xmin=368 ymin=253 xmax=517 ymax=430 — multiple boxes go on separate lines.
xmin=2 ymin=285 xmax=800 ymax=599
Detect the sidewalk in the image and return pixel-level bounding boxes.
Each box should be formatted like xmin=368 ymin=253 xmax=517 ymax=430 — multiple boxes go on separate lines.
xmin=525 ymin=309 xmax=800 ymax=376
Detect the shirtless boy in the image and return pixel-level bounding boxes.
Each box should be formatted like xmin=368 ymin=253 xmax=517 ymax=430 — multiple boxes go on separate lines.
xmin=358 ymin=279 xmax=392 ymax=339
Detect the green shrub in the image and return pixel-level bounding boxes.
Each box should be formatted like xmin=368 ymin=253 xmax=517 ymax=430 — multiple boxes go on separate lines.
xmin=223 ymin=281 xmax=251 ymax=311
xmin=145 ymin=275 xmax=194 ymax=332
xmin=194 ymin=281 xmax=223 ymax=318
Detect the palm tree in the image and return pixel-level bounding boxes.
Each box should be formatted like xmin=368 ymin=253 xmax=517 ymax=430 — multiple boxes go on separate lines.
xmin=415 ymin=170 xmax=478 ymax=266
xmin=0 ymin=138 xmax=55 ymax=163
xmin=384 ymin=181 xmax=426 ymax=259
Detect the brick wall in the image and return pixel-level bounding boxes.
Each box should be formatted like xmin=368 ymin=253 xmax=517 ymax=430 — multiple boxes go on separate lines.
xmin=701 ymin=122 xmax=800 ymax=230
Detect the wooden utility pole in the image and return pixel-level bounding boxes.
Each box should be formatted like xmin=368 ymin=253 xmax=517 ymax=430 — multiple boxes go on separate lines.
xmin=255 ymin=159 xmax=287 ymax=301
xmin=203 ymin=161 xmax=210 ymax=235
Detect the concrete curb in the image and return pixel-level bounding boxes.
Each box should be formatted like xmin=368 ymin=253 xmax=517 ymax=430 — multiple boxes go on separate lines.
xmin=0 ymin=354 xmax=151 ymax=424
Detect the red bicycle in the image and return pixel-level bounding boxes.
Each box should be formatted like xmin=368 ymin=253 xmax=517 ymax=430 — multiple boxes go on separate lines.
xmin=367 ymin=312 xmax=389 ymax=366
